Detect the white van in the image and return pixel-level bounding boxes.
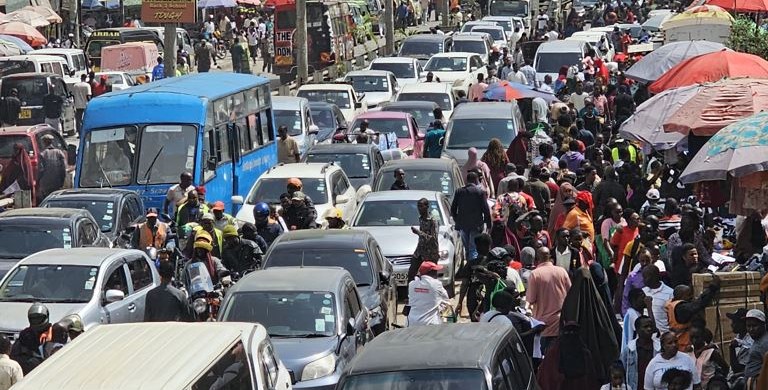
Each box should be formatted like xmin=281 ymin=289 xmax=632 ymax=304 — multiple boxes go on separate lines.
xmin=0 ymin=54 xmax=72 ymax=79
xmin=31 ymin=48 xmax=88 ymax=77
xmin=566 ymin=30 xmax=615 ymax=61
xmin=11 ymin=322 xmax=295 ymax=390
xmin=533 ymin=40 xmax=593 ymax=85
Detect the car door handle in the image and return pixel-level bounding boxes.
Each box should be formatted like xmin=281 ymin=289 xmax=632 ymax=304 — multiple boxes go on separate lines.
xmin=128 ymin=303 xmax=136 ymax=311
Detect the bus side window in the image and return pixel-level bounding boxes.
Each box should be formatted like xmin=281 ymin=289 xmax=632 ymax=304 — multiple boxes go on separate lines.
xmin=203 ymin=129 xmax=215 ymax=182
xmin=216 ymin=125 xmax=231 ymax=164
xmin=259 ymin=110 xmax=273 ymax=144
xmin=248 ymin=114 xmax=260 ymax=149
xmin=237 ymin=116 xmax=251 ymax=154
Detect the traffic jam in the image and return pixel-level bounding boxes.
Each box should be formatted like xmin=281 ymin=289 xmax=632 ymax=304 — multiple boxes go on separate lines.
xmin=2 ymin=0 xmax=768 ymax=389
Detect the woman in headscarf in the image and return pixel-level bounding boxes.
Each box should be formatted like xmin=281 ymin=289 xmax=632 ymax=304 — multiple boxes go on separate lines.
xmin=548 ymin=182 xmax=576 ymax=237
xmin=0 ymin=143 xmax=34 ymax=201
xmin=461 ymin=147 xmax=493 ymax=197
xmin=536 ymin=321 xmax=602 ymax=390
xmin=481 ymin=138 xmax=509 ymax=196
xmin=563 ymin=191 xmax=596 ymax=250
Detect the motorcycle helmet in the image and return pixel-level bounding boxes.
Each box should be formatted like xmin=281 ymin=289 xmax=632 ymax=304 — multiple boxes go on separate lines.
xmin=28 ymin=302 xmax=50 ymax=328
xmin=489 ymin=247 xmax=509 ymax=261
xmin=253 ymin=202 xmax=270 ymax=217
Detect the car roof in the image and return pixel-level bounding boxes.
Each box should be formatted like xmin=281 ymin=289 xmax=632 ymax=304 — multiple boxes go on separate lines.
xmin=0 ymin=124 xmax=55 ymax=135
xmin=470 ymin=24 xmax=504 ymax=30
xmin=344 ymin=70 xmax=394 ymax=77
xmin=380 ymin=157 xmax=457 ymax=171
xmin=451 ymin=101 xmax=518 ymax=119
xmin=402 ymin=35 xmax=449 ymax=43
xmin=307 ymin=143 xmax=379 ymax=155
xmin=452 ymin=33 xmax=491 ymax=41
xmin=536 ymin=40 xmax=588 ymax=52
xmin=17 ymin=248 xmax=145 ymax=266
xmin=298 ymin=83 xmax=354 ymax=91
xmin=0 ymin=55 xmax=65 ymax=62
xmin=1 ymin=72 xmax=59 ymax=80
xmin=272 ymin=95 xmax=310 ymax=110
xmin=307 ymin=101 xmax=338 ymax=110
xmin=370 ymin=57 xmax=417 ymax=64
xmin=233 ymin=267 xmax=351 ymax=293
xmin=0 ymin=207 xmax=90 ymax=220
xmin=271 ymin=229 xmax=373 ymax=250
xmin=43 ymin=188 xmax=138 ymax=202
xmin=345 ymin=323 xmax=513 ymax=375
xmin=260 ymin=162 xmax=340 ymax=179
xmin=428 ymin=52 xmax=477 ymax=59
xmin=362 ymin=190 xmax=442 ymax=201
xmin=382 ymin=101 xmax=439 ymax=109
xmin=12 ymin=322 xmax=265 ymax=390
xmin=31 ymin=48 xmax=84 ymax=54
xmin=352 ymin=111 xmax=410 ymax=120
xmin=399 ymin=82 xmax=451 ymax=93
xmin=464 ymin=20 xmax=497 ymax=26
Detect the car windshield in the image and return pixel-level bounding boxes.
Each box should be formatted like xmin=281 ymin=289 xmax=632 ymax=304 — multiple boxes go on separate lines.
xmin=399 ymin=41 xmax=442 ymax=58
xmin=96 ymin=73 xmax=129 ymax=85
xmin=350 ymin=118 xmax=411 ymax=139
xmin=265 ymin=249 xmax=373 ymax=285
xmin=424 ymin=57 xmax=467 ymax=72
xmin=274 ymin=110 xmax=304 ymax=136
xmin=354 ymin=200 xmax=442 ymax=226
xmin=382 ymin=106 xmax=435 ymax=129
xmin=43 ymin=200 xmax=116 ymax=233
xmin=453 ymin=40 xmax=487 ymax=55
xmin=246 ymin=178 xmax=328 ymax=204
xmin=0 ymin=135 xmax=32 ymax=158
xmin=1 ymin=77 xmax=48 ymax=106
xmin=472 ymin=27 xmax=504 ymax=41
xmin=370 ymin=62 xmax=415 ymax=79
xmin=0 ymin=224 xmax=69 ymax=259
xmin=297 ymin=90 xmax=352 ymax=109
xmin=0 ymin=265 xmax=98 ymax=303
xmin=0 ymin=60 xmax=36 ymax=78
xmin=341 ymin=369 xmax=488 ymax=390
xmin=223 ymin=291 xmax=337 ymax=337
xmin=86 ymin=39 xmax=119 ymax=58
xmin=347 ymin=75 xmax=389 ymax=92
xmin=535 ymin=52 xmax=583 ymax=73
xmin=447 ymin=119 xmax=517 ymax=148
xmin=375 ymin=169 xmax=455 ymax=196
xmin=306 ymin=153 xmax=372 ymax=179
xmin=397 ymin=93 xmax=452 ymax=111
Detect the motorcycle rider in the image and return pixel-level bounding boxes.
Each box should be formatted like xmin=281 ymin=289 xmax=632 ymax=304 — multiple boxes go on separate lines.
xmin=145 ymin=261 xmax=193 ymax=322
xmin=323 ymin=207 xmax=348 ymax=229
xmin=253 ymin=202 xmax=283 ymax=246
xmin=286 ymin=178 xmax=317 ymax=222
xmin=184 ymin=230 xmax=227 ymax=285
xmin=222 ymin=225 xmax=262 ymax=274
xmin=238 ymin=222 xmax=269 ymax=253
xmin=131 ymin=207 xmax=168 ymax=250
xmin=211 ymin=201 xmax=237 ymax=230
xmin=176 ymin=189 xmax=208 ymax=227
xmin=184 ymin=213 xmax=223 ymax=259
xmin=10 ymin=303 xmax=53 ymax=374
xmin=284 ymin=192 xmax=317 ymax=230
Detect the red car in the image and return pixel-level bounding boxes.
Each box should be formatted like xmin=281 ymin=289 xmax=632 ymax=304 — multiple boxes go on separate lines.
xmin=349 ymin=111 xmax=425 ymax=158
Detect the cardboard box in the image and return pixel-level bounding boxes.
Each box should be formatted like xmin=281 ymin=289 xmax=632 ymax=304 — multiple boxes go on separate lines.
xmin=693 ymin=272 xmax=762 ymax=304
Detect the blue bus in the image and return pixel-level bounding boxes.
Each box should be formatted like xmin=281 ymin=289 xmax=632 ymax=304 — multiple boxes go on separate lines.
xmin=75 ymin=73 xmax=277 ymax=213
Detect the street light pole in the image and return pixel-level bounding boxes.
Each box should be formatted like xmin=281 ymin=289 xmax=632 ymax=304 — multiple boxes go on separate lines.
xmin=295 ymin=0 xmax=308 ymax=85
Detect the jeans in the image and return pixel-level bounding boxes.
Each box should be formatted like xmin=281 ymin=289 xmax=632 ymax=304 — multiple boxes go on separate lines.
xmin=460 ymin=227 xmax=482 ymax=260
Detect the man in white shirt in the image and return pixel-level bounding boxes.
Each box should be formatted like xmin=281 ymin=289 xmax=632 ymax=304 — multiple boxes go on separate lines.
xmin=519 ymin=60 xmax=537 ymax=87
xmin=0 ymin=334 xmax=23 ymax=390
xmin=507 ymin=63 xmax=528 ymax=85
xmin=540 ymin=75 xmax=554 ymax=93
xmin=536 ymin=10 xmax=549 ymax=32
xmin=554 ymin=224 xmax=573 ymax=271
xmin=407 ymin=261 xmax=450 ymax=326
xmin=71 ymin=74 xmax=91 ymax=134
xmin=203 ymin=15 xmax=216 ymax=40
xmin=642 ymin=265 xmax=674 ymax=333
xmin=569 ymin=80 xmax=590 ymax=111
xmin=164 ymin=172 xmax=195 ymax=216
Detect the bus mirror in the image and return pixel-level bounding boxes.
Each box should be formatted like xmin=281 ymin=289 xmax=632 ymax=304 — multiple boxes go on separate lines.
xmin=206 ymin=157 xmax=217 ymax=171
xmin=231 ymin=195 xmax=244 ymax=205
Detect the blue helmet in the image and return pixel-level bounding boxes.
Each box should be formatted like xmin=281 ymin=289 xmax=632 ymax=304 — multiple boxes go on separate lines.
xmin=253 ymin=202 xmax=270 ymax=217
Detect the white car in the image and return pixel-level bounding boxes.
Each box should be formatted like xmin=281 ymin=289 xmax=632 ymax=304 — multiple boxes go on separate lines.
xmin=396 ymin=82 xmax=456 ymax=120
xmin=343 ymin=70 xmax=399 ymax=108
xmin=272 ymin=96 xmax=319 ymax=158
xmin=566 ymin=30 xmax=616 ymax=61
xmin=471 ymin=24 xmax=509 ymax=50
xmin=297 ymin=83 xmax=368 ymax=123
xmin=460 ymin=20 xmax=497 ymax=34
xmin=451 ymin=32 xmax=494 ymax=65
xmin=421 ymin=52 xmax=487 ymax=95
xmin=233 ymin=162 xmax=359 ymax=226
xmin=94 ymin=71 xmax=137 ymax=91
xmin=482 ymin=16 xmax=524 ymax=47
xmin=368 ymin=56 xmax=423 ymax=86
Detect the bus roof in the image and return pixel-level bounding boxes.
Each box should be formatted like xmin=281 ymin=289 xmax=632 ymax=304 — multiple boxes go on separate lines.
xmin=105 ymin=73 xmax=269 ymax=100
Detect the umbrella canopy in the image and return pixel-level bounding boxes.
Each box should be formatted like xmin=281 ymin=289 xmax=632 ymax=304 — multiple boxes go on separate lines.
xmin=618 ymin=84 xmax=702 ymax=150
xmin=0 ymin=40 xmax=22 ymax=56
xmin=704 ymin=0 xmax=768 ymax=12
xmin=671 ymin=4 xmax=734 ymax=21
xmin=0 ymin=34 xmax=34 ymax=52
xmin=648 ymin=50 xmax=768 ymax=94
xmin=483 ymin=81 xmax=559 ymax=103
xmin=625 ymin=41 xmax=727 ymax=83
xmin=642 ymin=12 xmax=673 ymax=32
xmin=680 ymin=112 xmax=768 ymax=183
xmin=22 ymin=6 xmax=62 ymax=24
xmin=0 ymin=10 xmax=50 ymax=27
xmin=198 ymin=0 xmax=237 ymax=7
xmin=0 ymin=22 xmax=47 ymax=46
xmin=664 ymin=78 xmax=768 ymax=136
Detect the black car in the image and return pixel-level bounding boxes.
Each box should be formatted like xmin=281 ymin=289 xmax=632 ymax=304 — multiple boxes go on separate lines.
xmin=337 ymin=323 xmax=537 ymax=389
xmin=0 ymin=207 xmax=111 ymax=276
xmin=372 ymin=158 xmax=465 ymax=201
xmin=262 ymin=229 xmax=396 ymax=335
xmin=40 ymin=189 xmax=145 ymax=246
xmin=380 ymin=101 xmax=440 ymax=133
xmin=309 ymin=101 xmax=348 ymax=143
xmin=304 ymin=143 xmax=385 ymax=190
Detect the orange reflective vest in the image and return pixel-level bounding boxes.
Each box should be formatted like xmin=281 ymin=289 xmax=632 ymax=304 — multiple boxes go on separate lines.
xmin=138 ymin=222 xmax=167 ymax=249
xmin=665 ymin=300 xmax=691 ymax=352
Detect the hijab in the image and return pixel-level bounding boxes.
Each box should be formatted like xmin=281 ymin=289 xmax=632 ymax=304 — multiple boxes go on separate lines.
xmin=462 ymin=147 xmax=493 ymax=196
xmin=548 ymin=182 xmax=576 ymax=237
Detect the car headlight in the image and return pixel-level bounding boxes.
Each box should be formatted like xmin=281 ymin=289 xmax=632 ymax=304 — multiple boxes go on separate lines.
xmin=301 ymin=353 xmax=337 ymax=381
xmin=193 ymin=298 xmax=208 ymax=314
xmin=439 ymin=249 xmax=449 ymax=260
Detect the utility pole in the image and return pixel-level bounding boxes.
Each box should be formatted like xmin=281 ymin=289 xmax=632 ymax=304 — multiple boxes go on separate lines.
xmin=295 ymin=0 xmax=308 ymax=85
xmin=384 ymin=0 xmax=394 ymax=55
xmin=163 ymin=24 xmax=177 ymax=78
xmin=441 ymin=0 xmax=449 ymax=30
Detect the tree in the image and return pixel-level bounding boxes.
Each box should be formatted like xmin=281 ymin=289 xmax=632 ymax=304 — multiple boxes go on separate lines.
xmin=728 ymin=16 xmax=768 ymax=59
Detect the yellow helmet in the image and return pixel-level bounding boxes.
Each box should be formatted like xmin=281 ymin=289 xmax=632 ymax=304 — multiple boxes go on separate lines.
xmin=323 ymin=207 xmax=343 ymax=220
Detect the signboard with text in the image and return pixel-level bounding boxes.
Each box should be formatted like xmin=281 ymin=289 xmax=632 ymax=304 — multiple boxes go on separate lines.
xmin=141 ymin=0 xmax=197 ymax=24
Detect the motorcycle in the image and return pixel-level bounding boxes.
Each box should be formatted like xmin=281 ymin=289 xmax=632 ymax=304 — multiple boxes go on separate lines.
xmin=185 ymin=261 xmax=225 ymax=322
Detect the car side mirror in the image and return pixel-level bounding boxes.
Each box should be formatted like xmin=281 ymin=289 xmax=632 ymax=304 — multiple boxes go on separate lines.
xmin=206 ymin=157 xmax=217 ymax=171
xmin=470 ymin=66 xmax=478 ymax=72
xmin=346 ymin=318 xmax=356 ymax=336
xmin=104 ymin=289 xmax=125 ymax=303
xmin=231 ymin=195 xmax=244 ymax=205
xmin=379 ymin=271 xmax=390 ymax=285
xmin=335 ymin=194 xmax=350 ymax=205
xmin=355 ymin=101 xmax=362 ymax=109
xmin=70 ymin=70 xmax=76 ymax=77
xmin=416 ymin=132 xmax=425 ymax=140
xmin=308 ymin=124 xmax=319 ymax=135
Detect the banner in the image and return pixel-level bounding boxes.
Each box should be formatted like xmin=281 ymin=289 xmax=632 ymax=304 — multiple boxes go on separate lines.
xmin=141 ymin=0 xmax=196 ymax=23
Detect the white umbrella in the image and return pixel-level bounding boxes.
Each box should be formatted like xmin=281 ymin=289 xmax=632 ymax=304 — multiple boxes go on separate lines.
xmin=0 ymin=10 xmax=49 ymax=28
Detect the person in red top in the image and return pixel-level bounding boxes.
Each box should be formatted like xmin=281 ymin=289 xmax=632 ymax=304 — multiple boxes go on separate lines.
xmin=92 ymin=75 xmax=110 ymax=97
xmin=620 ymin=31 xmax=633 ymax=56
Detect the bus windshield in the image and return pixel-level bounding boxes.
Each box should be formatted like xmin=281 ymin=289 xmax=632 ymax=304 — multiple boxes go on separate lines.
xmin=86 ymin=39 xmax=119 ymax=58
xmin=490 ymin=0 xmax=528 ymax=16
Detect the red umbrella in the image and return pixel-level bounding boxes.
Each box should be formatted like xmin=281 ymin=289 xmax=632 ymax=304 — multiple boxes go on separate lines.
xmin=704 ymin=0 xmax=768 ymax=12
xmin=649 ymin=50 xmax=768 ymax=94
xmin=0 ymin=21 xmax=46 ymax=46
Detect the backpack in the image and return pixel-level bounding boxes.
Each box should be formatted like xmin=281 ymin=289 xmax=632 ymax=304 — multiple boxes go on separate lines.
xmin=499 ymin=192 xmax=528 ymax=228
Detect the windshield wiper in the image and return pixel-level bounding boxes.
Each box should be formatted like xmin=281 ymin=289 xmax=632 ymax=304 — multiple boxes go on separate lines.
xmin=140 ymin=146 xmax=164 ymax=187
xmin=0 ymin=297 xmax=38 ymax=302
xmin=96 ymin=158 xmax=112 ymax=188
xmin=296 ymin=333 xmax=330 ymax=338
xmin=41 ymin=298 xmax=89 ymax=303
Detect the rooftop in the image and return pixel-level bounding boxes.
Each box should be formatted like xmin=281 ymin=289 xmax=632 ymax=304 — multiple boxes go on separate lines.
xmin=233 ymin=267 xmax=351 ymax=293
xmin=19 ymin=248 xmax=143 ymax=266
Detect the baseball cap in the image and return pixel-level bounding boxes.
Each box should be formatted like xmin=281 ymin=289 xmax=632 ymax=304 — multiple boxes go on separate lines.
xmin=746 ymin=309 xmax=766 ymax=322
xmin=200 ymin=213 xmax=215 ymax=222
xmin=646 ymin=188 xmax=660 ymax=200
xmin=292 ymin=191 xmax=306 ymax=201
xmin=196 ymin=185 xmax=206 ymax=195
xmin=146 ymin=208 xmax=158 ymax=218
xmin=212 ymin=201 xmax=225 ymax=211
xmin=727 ymin=308 xmax=749 ymax=321
xmin=418 ymin=261 xmax=444 ymax=275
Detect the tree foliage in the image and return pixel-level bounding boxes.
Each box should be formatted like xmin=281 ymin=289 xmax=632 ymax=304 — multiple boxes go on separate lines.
xmin=728 ymin=16 xmax=768 ymax=59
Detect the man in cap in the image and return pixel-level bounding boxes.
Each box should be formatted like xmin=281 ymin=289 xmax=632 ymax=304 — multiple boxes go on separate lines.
xmin=211 ymin=201 xmax=236 ymax=230
xmin=195 ymin=38 xmax=216 ymax=72
xmin=10 ymin=303 xmax=52 ymax=374
xmin=406 ymin=261 xmax=450 ymax=327
xmin=745 ymin=309 xmax=768 ymax=387
xmin=163 ymin=172 xmax=194 ymax=216
xmin=144 ymin=261 xmax=193 ymax=322
xmin=36 ymin=134 xmax=67 ymax=203
xmin=641 ymin=188 xmax=664 ymax=220
xmin=221 ymin=225 xmax=262 ymax=273
xmin=131 ymin=207 xmax=168 ymax=250
xmin=728 ymin=308 xmax=754 ymax=377
xmin=323 ymin=207 xmax=347 ymax=229
xmin=284 ymin=192 xmax=317 ymax=230
xmin=176 ymin=189 xmax=209 ymax=227
xmin=57 ymin=316 xmax=84 ymax=341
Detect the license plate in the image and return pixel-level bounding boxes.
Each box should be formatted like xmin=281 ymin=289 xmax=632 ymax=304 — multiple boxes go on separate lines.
xmin=393 ymin=272 xmax=408 ymax=286
xmin=18 ymin=109 xmax=31 ymax=119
